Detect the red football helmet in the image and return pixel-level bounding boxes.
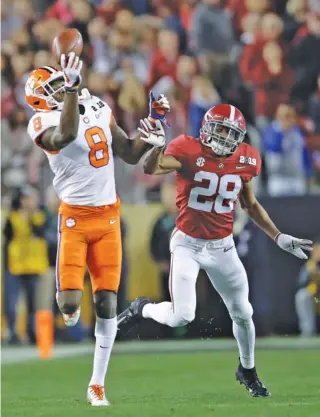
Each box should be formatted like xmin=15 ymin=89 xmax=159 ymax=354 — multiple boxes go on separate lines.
xmin=200 ymin=104 xmax=246 ymax=156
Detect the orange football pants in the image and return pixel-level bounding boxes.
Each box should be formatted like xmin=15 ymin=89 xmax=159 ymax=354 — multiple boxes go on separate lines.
xmin=56 ymin=199 xmax=122 ymax=294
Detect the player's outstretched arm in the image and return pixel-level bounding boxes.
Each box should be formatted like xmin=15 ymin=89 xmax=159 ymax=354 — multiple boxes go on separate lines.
xmin=240 ymin=181 xmax=313 ymax=259
xmin=143 ymin=147 xmax=181 ymax=175
xmin=137 ymin=117 xmax=181 ymax=174
xmin=41 ymin=93 xmax=79 ymax=151
xmin=110 ymin=117 xmax=153 ymax=165
xmin=111 ymin=92 xmax=170 ymax=165
xmin=41 ymin=53 xmax=82 ymax=151
xmin=240 ymin=181 xmax=280 ymax=239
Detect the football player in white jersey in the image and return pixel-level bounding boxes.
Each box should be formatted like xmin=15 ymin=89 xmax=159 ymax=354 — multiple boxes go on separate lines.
xmin=25 ymin=52 xmax=169 ymax=406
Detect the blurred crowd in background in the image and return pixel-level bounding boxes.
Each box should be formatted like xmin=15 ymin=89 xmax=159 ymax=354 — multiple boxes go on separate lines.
xmin=1 ymin=0 xmax=320 ymax=202
xmin=1 ymin=0 xmax=320 ymax=345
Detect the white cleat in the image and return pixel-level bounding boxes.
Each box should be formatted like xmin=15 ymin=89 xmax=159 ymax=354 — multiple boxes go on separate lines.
xmin=62 ymin=308 xmax=81 ymax=327
xmin=87 ymin=385 xmax=110 ymax=406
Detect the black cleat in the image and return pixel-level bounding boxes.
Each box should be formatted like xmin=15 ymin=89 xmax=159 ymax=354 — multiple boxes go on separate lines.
xmin=236 ymin=364 xmax=271 ymax=397
xmin=117 ymin=297 xmax=151 ymax=327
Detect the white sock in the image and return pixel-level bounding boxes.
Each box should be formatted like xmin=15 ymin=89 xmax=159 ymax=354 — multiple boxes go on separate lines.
xmin=142 ymin=302 xmax=185 ymax=327
xmin=232 ymin=318 xmax=255 ymax=369
xmin=142 ymin=302 xmax=170 ymax=321
xmin=89 ymin=317 xmax=117 ymax=387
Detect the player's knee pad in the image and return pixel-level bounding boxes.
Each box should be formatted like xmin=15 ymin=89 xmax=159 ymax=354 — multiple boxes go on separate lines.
xmin=229 ymin=301 xmax=253 ymax=324
xmin=59 ymin=300 xmax=79 ymax=314
xmin=94 ymin=290 xmax=117 ymax=319
xmin=57 ymin=290 xmax=81 ymax=314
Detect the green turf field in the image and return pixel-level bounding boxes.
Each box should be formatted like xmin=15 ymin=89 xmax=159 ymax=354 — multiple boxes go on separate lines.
xmin=2 ymin=350 xmax=320 ymax=417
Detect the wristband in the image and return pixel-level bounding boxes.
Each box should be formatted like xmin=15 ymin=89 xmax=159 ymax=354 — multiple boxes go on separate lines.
xmin=65 ymin=86 xmax=79 ymax=94
xmin=274 ymin=232 xmax=281 ymax=243
xmin=64 ymin=76 xmax=81 ymax=93
xmin=147 ymin=115 xmax=156 ymax=126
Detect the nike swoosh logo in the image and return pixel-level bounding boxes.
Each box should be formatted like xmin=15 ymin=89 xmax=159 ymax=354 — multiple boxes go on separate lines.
xmin=224 ymin=246 xmax=234 ymax=252
xmin=110 ymin=219 xmax=117 ymax=224
xmin=100 ymin=346 xmax=108 ymax=349
xmin=236 ymin=166 xmax=247 ymax=169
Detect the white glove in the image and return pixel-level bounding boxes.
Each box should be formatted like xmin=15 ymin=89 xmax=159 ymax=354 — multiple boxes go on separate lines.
xmin=61 ymin=52 xmax=83 ymax=90
xmin=138 ymin=118 xmax=166 ymax=148
xmin=275 ymin=233 xmax=313 ymax=259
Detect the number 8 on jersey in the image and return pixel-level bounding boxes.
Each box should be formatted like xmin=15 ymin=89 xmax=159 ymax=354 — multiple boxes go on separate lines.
xmin=85 ymin=127 xmax=109 ymax=168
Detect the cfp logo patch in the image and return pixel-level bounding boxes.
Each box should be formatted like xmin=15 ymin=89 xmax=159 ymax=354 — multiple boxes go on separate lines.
xmin=196 ymin=157 xmax=205 ymax=167
xmin=66 ymin=217 xmax=76 ymax=228
xmin=239 ymin=156 xmax=257 ymax=166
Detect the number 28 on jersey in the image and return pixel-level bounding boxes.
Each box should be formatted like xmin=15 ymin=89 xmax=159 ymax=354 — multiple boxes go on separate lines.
xmin=188 ymin=172 xmax=242 ymax=214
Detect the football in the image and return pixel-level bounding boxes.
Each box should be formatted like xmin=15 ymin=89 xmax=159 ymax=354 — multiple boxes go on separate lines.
xmin=52 ymin=28 xmax=83 ymax=62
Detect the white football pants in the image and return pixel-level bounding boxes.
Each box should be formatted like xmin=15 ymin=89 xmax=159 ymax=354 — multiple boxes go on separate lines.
xmin=142 ymin=228 xmax=256 ymax=368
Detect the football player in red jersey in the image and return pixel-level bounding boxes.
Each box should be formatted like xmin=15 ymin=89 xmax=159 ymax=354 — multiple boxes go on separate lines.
xmin=118 ymin=104 xmax=313 ymax=397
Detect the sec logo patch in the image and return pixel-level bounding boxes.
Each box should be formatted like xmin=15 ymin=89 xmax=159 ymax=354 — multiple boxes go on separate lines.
xmin=196 ymin=157 xmax=205 ymax=167
xmin=66 ymin=217 xmax=76 ymax=228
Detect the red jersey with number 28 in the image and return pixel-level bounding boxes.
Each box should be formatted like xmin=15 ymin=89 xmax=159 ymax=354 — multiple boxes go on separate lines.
xmin=165 ymin=135 xmax=261 ymax=239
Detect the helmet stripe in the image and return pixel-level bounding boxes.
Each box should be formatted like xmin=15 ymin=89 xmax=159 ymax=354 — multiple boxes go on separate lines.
xmin=39 ymin=66 xmax=55 ymax=74
xmin=229 ymin=105 xmax=235 ymax=121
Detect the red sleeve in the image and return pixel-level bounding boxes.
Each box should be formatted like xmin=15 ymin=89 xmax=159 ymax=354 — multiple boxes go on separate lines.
xmin=248 ymin=146 xmax=262 ymax=179
xmin=254 ymin=150 xmax=262 ymax=177
xmin=164 ymin=135 xmax=187 ymax=161
xmin=239 ymin=144 xmax=261 ymax=183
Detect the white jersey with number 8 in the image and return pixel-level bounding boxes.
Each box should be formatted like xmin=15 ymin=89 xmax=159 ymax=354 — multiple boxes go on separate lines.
xmin=27 ymin=90 xmax=116 ymax=206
